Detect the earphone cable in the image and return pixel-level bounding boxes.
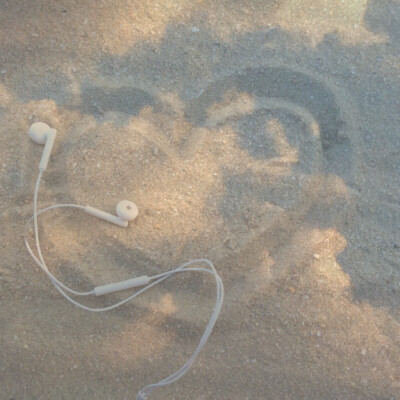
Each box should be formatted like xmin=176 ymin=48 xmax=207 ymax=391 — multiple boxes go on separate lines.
xmin=26 ymin=171 xmax=224 ymax=399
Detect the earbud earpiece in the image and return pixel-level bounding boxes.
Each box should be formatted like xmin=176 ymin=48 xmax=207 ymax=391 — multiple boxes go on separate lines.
xmin=29 ymin=122 xmax=57 ymax=171
xmin=84 ymin=200 xmax=138 ymax=227
xmin=116 ymin=200 xmax=138 ymax=222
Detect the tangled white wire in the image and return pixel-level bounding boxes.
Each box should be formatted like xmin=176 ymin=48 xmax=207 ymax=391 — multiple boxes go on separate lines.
xmin=25 ymin=170 xmax=224 ymax=400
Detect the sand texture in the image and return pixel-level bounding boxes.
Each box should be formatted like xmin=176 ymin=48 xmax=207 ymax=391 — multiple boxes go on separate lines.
xmin=1 ymin=1 xmax=400 ymax=399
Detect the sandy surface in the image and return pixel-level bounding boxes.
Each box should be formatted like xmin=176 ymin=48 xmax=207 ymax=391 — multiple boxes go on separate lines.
xmin=1 ymin=1 xmax=400 ymax=399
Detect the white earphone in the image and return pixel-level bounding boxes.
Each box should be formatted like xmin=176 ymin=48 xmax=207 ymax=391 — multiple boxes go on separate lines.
xmin=84 ymin=200 xmax=138 ymax=228
xmin=29 ymin=122 xmax=57 ymax=171
xmin=25 ymin=122 xmax=224 ymax=400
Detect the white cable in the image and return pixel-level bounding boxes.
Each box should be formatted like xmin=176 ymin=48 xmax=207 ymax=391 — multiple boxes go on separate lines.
xmin=24 ymin=202 xmax=93 ymax=296
xmin=26 ymin=171 xmax=224 ymax=399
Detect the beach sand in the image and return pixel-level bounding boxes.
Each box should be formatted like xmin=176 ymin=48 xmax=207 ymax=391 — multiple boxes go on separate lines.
xmin=1 ymin=1 xmax=399 ymax=399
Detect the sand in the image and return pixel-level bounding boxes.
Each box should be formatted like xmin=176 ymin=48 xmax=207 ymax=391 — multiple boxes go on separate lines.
xmin=1 ymin=1 xmax=399 ymax=399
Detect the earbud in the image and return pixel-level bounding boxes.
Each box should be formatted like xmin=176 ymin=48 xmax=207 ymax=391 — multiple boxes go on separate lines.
xmin=84 ymin=200 xmax=138 ymax=227
xmin=29 ymin=122 xmax=57 ymax=171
